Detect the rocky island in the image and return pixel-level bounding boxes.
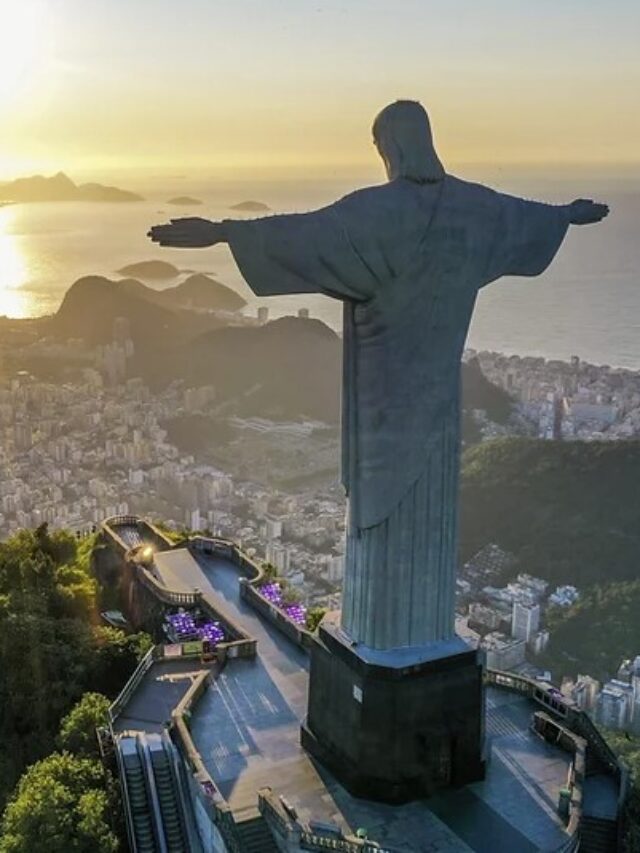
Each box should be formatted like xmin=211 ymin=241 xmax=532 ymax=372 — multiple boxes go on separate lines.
xmin=0 ymin=171 xmax=143 ymax=202
xmin=167 ymin=195 xmax=203 ymax=205
xmin=117 ymin=260 xmax=181 ymax=279
xmin=229 ymin=200 xmax=271 ymax=212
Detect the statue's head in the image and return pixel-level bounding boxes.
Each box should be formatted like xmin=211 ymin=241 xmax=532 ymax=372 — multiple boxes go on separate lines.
xmin=372 ymin=100 xmax=444 ymax=184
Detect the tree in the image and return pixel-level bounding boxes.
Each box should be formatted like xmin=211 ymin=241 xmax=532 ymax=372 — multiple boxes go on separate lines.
xmin=0 ymin=528 xmax=148 ymax=810
xmin=540 ymin=581 xmax=640 ymax=680
xmin=90 ymin=628 xmax=153 ymax=698
xmin=460 ymin=438 xmax=640 ymax=588
xmin=603 ymin=730 xmax=640 ymax=852
xmin=58 ymin=694 xmax=110 ymax=760
xmin=0 ymin=753 xmax=118 ymax=853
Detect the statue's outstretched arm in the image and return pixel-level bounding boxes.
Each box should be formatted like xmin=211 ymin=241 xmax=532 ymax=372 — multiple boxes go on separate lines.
xmin=564 ymin=198 xmax=609 ymax=225
xmin=147 ymin=217 xmax=228 ymax=248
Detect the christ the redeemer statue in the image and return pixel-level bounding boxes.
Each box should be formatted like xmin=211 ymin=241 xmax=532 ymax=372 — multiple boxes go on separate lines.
xmin=150 ymin=101 xmax=608 ymax=654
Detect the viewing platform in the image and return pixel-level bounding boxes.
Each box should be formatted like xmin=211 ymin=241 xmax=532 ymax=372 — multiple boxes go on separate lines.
xmin=102 ymin=516 xmax=626 ymax=853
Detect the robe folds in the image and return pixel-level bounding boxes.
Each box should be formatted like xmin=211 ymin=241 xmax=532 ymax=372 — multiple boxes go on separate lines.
xmin=225 ymin=175 xmax=568 ymax=648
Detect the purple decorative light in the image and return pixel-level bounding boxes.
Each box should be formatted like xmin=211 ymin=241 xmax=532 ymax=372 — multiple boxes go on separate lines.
xmin=167 ymin=611 xmax=197 ymax=638
xmin=167 ymin=610 xmax=225 ymax=645
xmin=260 ymin=582 xmax=283 ymax=606
xmin=259 ymin=581 xmax=307 ymax=627
xmin=285 ymin=603 xmax=307 ymax=626
xmin=199 ymin=621 xmax=225 ymax=645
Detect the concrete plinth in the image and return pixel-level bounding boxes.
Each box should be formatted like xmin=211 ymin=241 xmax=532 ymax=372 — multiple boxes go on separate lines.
xmin=302 ymin=613 xmax=486 ymax=804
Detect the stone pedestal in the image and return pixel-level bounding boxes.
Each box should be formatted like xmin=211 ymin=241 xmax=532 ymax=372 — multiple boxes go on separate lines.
xmin=301 ymin=613 xmax=486 ymax=804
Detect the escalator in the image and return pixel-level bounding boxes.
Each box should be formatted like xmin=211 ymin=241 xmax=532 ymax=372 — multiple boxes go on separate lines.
xmin=117 ymin=733 xmax=190 ymax=853
xmin=147 ymin=734 xmax=189 ymax=852
xmin=119 ymin=737 xmax=157 ymax=853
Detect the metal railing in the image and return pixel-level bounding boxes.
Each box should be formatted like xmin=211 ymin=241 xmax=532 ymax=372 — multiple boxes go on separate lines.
xmin=108 ymin=645 xmax=157 ymax=725
xmin=486 ymin=668 xmax=623 ymax=777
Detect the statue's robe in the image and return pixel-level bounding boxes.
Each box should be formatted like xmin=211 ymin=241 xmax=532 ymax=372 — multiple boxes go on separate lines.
xmin=225 ymin=175 xmax=569 ymax=650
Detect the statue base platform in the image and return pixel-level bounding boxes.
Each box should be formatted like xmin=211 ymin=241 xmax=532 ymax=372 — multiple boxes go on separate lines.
xmin=301 ymin=613 xmax=486 ymax=804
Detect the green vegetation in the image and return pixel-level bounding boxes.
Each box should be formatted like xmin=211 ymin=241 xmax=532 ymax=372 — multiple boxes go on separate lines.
xmin=163 ymin=414 xmax=234 ymax=454
xmin=460 ymin=438 xmax=640 ymax=587
xmin=539 ymin=582 xmax=640 ymax=681
xmin=0 ymin=752 xmax=119 ymax=853
xmin=0 ymin=524 xmax=150 ymax=846
xmin=151 ymin=521 xmax=193 ymax=547
xmin=603 ymin=730 xmax=640 ymax=851
xmin=460 ymin=438 xmax=640 ymax=681
xmin=281 ymin=584 xmax=302 ymax=606
xmin=305 ymin=607 xmax=327 ymax=633
xmin=57 ymin=693 xmax=111 ymax=760
xmin=461 ymin=356 xmax=513 ymax=445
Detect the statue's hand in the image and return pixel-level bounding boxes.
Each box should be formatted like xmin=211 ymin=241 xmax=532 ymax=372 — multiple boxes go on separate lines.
xmin=567 ymin=199 xmax=610 ymax=225
xmin=147 ymin=218 xmax=226 ymax=247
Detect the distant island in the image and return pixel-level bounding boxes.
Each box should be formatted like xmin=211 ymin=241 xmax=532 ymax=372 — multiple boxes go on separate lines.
xmin=0 ymin=171 xmax=143 ymax=203
xmin=229 ymin=200 xmax=271 ymax=212
xmin=167 ymin=196 xmax=203 ymax=205
xmin=117 ymin=260 xmax=181 ymax=279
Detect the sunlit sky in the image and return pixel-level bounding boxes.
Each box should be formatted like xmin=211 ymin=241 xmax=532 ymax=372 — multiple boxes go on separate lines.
xmin=1 ymin=0 xmax=639 ymax=180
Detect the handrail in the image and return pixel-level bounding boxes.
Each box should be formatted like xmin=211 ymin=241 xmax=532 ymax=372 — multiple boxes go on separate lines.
xmin=486 ymin=668 xmax=623 ymax=778
xmin=113 ymin=736 xmax=138 ymax=853
xmin=138 ymin=734 xmax=169 ymax=853
xmin=258 ymin=788 xmax=392 ymax=852
xmin=109 ymin=645 xmax=157 ymax=725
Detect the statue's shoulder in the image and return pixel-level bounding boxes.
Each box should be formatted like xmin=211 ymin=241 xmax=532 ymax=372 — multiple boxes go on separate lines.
xmin=446 ymin=174 xmax=499 ymax=203
xmin=338 ymin=179 xmax=443 ymax=213
xmin=444 ymin=175 xmax=505 ymax=223
xmin=337 ymin=182 xmax=391 ymax=206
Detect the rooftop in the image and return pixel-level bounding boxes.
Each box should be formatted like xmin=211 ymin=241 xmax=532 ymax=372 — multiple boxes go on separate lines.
xmin=109 ymin=530 xmax=619 ymax=852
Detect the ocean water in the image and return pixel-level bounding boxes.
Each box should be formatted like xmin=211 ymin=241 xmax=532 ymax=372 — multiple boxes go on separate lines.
xmin=1 ymin=173 xmax=639 ymax=368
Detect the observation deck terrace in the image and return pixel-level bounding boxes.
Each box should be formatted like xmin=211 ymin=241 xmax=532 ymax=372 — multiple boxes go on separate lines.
xmin=102 ymin=517 xmax=623 ymax=852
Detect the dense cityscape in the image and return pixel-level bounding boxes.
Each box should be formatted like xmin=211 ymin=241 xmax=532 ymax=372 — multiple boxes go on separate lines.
xmin=2 ymin=318 xmax=640 ymax=740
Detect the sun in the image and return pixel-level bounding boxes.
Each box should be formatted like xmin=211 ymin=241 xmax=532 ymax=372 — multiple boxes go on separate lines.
xmin=0 ymin=4 xmax=46 ymax=107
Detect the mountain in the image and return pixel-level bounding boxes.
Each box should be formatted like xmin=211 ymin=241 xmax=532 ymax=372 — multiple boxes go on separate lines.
xmin=157 ymin=274 xmax=246 ymax=312
xmin=51 ymin=276 xmax=180 ymax=344
xmin=229 ymin=200 xmax=271 ymax=212
xmin=460 ymin=438 xmax=640 ymax=588
xmin=48 ymin=276 xmax=223 ymax=369
xmin=0 ymin=172 xmax=142 ymax=202
xmin=169 ymin=317 xmax=511 ymax=424
xmin=462 ymin=357 xmax=512 ymax=423
xmin=45 ymin=274 xmax=512 ymax=424
xmin=175 ymin=315 xmax=341 ymax=421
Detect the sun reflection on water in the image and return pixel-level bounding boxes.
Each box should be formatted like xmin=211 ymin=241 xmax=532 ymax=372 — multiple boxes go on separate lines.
xmin=0 ymin=207 xmax=31 ymax=318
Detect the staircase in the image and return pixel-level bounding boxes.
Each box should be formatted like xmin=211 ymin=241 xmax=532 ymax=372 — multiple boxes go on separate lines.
xmin=235 ymin=814 xmax=280 ymax=853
